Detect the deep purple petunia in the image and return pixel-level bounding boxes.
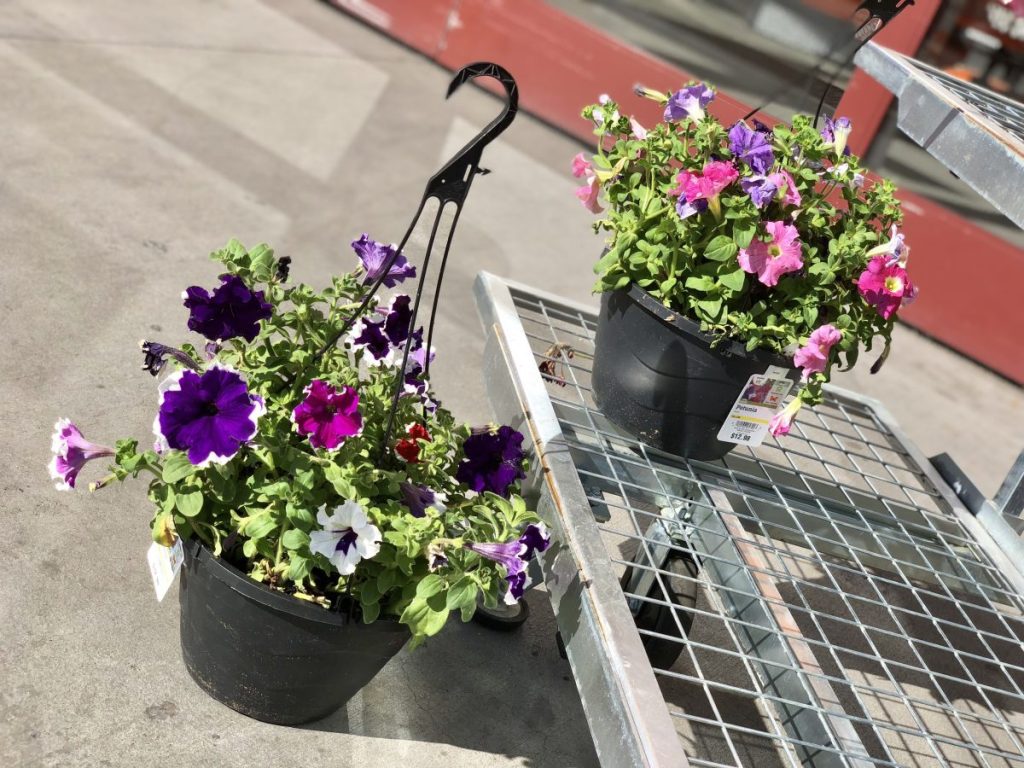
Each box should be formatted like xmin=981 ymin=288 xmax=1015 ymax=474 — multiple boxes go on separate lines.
xmin=664 ymin=84 xmax=714 ymax=122
xmin=292 ymin=380 xmax=362 ymax=450
xmin=465 ymin=523 xmax=551 ymax=604
xmin=456 ymin=425 xmax=527 ymax=498
xmin=349 ymin=318 xmax=393 ymax=365
xmin=352 ymin=234 xmax=416 ymax=288
xmin=183 ymin=274 xmax=272 ymax=343
xmin=383 ymin=294 xmax=414 ymax=346
xmin=140 ymin=340 xmax=201 ymax=377
xmin=154 ymin=364 xmax=264 ymax=467
xmin=728 ymin=121 xmax=775 ymax=175
xmin=399 ymin=481 xmax=445 ymax=517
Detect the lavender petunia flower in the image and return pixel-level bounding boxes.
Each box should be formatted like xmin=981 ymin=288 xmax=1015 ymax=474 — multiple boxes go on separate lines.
xmin=456 ymin=425 xmax=527 ymax=498
xmin=676 ymin=197 xmax=708 ymax=220
xmin=728 ymin=121 xmax=775 ymax=175
xmin=741 ymin=175 xmax=779 ymax=209
xmin=292 ymin=380 xmax=362 ymax=450
xmin=183 ymin=274 xmax=272 ymax=343
xmin=664 ymin=84 xmax=714 ymax=122
xmin=399 ymin=481 xmax=446 ymax=518
xmin=140 ymin=340 xmax=201 ymax=377
xmin=309 ymin=500 xmax=382 ymax=576
xmin=821 ymin=116 xmax=852 ymax=156
xmin=465 ymin=523 xmax=552 ymax=604
xmin=48 ymin=419 xmax=115 ymax=491
xmin=154 ymin=364 xmax=264 ymax=467
xmin=352 ymin=234 xmax=416 ymax=288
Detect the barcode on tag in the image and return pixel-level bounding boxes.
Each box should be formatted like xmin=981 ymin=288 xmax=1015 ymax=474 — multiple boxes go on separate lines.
xmin=718 ymin=369 xmax=794 ymax=448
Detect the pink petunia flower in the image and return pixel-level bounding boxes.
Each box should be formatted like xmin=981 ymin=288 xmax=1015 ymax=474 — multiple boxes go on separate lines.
xmin=671 ymin=160 xmax=738 ymax=219
xmin=793 ymin=325 xmax=842 ymax=381
xmin=629 ymin=117 xmax=648 ymax=140
xmin=769 ymin=399 xmax=803 ymax=438
xmin=738 ymin=221 xmax=804 ymax=287
xmin=773 ymin=170 xmax=802 ymax=207
xmin=856 ymin=256 xmax=915 ymax=320
xmin=575 ymin=175 xmax=603 ymax=213
xmin=571 ymin=153 xmax=592 ymax=179
xmin=292 ymin=380 xmax=363 ymax=450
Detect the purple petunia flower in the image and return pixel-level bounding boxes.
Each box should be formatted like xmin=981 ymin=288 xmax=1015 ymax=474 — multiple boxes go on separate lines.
xmin=664 ymin=84 xmax=714 ymax=122
xmin=728 ymin=121 xmax=775 ymax=175
xmin=352 ymin=234 xmax=416 ymax=288
xmin=349 ymin=317 xmax=393 ymax=366
xmin=456 ymin=425 xmax=527 ymax=498
xmin=676 ymin=198 xmax=709 ymax=220
xmin=400 ymin=481 xmax=446 ymax=518
xmin=741 ymin=175 xmax=779 ymax=208
xmin=821 ymin=116 xmax=852 ymax=156
xmin=48 ymin=419 xmax=115 ymax=491
xmin=292 ymin=380 xmax=362 ymax=451
xmin=154 ymin=364 xmax=264 ymax=467
xmin=183 ymin=274 xmax=272 ymax=343
xmin=140 ymin=340 xmax=201 ymax=377
xmin=382 ymin=294 xmax=415 ymax=347
xmin=465 ymin=523 xmax=551 ymax=604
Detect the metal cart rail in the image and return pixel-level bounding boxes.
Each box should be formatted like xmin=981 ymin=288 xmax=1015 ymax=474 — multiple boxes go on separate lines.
xmin=475 ymin=272 xmax=1024 ymax=768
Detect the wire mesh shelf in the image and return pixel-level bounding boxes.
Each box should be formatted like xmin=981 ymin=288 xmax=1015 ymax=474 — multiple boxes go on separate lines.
xmin=855 ymin=42 xmax=1024 ymax=229
xmin=475 ymin=272 xmax=1024 ymax=768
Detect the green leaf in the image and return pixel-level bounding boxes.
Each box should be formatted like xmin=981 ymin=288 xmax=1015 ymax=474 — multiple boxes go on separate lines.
xmin=161 ymin=452 xmax=195 ymax=484
xmin=361 ymin=601 xmax=381 ymax=624
xmin=445 ymin=578 xmax=478 ymax=611
xmin=377 ymin=568 xmax=398 ymax=594
xmin=243 ymin=514 xmax=277 ymax=540
xmin=248 ymin=244 xmax=275 ymax=282
xmin=281 ymin=529 xmax=309 ymax=550
xmin=684 ymin=275 xmax=715 ymax=292
xmin=360 ymin=579 xmax=381 ymax=605
xmin=174 ymin=491 xmax=204 ymax=518
xmin=717 ymin=268 xmax=746 ymax=292
xmin=733 ymin=224 xmax=756 ymax=249
xmin=416 ymin=574 xmax=444 ymax=599
xmin=704 ymin=235 xmax=738 ymax=262
xmin=697 ymin=299 xmax=723 ymax=321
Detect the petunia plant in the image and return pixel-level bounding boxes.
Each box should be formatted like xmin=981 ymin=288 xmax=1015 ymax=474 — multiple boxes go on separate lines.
xmin=49 ymin=237 xmax=548 ymax=644
xmin=574 ymin=84 xmax=917 ymax=435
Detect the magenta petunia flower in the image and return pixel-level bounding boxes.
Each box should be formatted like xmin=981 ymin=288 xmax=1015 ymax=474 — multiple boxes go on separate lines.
xmin=671 ymin=160 xmax=738 ymax=220
xmin=664 ymin=84 xmax=714 ymax=122
xmin=856 ymin=256 xmax=915 ymax=320
xmin=154 ymin=364 xmax=264 ymax=467
xmin=351 ymin=234 xmax=416 ymax=288
xmin=769 ymin=399 xmax=803 ymax=438
xmin=738 ymin=221 xmax=804 ymax=287
xmin=292 ymin=380 xmax=362 ymax=451
xmin=48 ymin=419 xmax=115 ymax=491
xmin=793 ymin=325 xmax=842 ymax=381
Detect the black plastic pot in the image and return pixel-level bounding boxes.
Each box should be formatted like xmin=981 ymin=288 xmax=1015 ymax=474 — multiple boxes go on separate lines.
xmin=179 ymin=539 xmax=409 ymax=725
xmin=591 ymin=285 xmax=795 ymax=460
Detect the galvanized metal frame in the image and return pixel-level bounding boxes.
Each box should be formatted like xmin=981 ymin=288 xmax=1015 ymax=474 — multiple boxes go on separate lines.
xmin=474 ymin=271 xmax=1024 ymax=768
xmin=855 ymin=42 xmax=1024 ymax=229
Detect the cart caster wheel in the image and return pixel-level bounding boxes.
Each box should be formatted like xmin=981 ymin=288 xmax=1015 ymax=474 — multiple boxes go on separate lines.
xmin=555 ymin=630 xmax=568 ymax=659
xmin=621 ymin=554 xmax=699 ymax=670
xmin=472 ymin=596 xmax=530 ymax=631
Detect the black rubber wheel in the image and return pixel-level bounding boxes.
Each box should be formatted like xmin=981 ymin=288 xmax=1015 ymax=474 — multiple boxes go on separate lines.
xmin=472 ymin=596 xmax=531 ymax=631
xmin=621 ymin=554 xmax=699 ymax=670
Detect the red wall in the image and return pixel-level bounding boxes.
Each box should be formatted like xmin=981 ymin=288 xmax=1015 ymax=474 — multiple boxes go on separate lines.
xmin=329 ymin=0 xmax=1024 ymax=384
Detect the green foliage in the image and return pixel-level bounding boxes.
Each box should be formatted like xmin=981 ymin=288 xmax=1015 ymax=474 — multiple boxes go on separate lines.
xmin=583 ymin=93 xmax=907 ymax=405
xmin=104 ymin=241 xmax=543 ymax=643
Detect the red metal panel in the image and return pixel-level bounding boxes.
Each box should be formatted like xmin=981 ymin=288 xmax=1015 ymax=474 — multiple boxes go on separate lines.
xmin=326 ymin=0 xmax=1023 ymax=384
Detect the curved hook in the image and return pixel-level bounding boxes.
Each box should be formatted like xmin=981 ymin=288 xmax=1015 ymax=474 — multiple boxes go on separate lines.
xmin=427 ymin=61 xmax=518 ymax=201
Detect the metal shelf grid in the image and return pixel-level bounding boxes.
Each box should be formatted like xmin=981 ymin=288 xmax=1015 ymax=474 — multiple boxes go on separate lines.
xmin=855 ymin=43 xmax=1024 ymax=229
xmin=474 ymin=272 xmax=1024 ymax=768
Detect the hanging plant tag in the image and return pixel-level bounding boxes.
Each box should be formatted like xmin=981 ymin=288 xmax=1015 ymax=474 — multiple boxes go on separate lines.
xmin=147 ymin=538 xmax=184 ymax=602
xmin=717 ymin=370 xmax=794 ymax=447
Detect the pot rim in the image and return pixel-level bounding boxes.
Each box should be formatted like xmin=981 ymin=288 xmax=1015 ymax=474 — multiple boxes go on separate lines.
xmin=622 ymin=283 xmax=793 ymax=367
xmin=183 ymin=538 xmax=405 ymax=630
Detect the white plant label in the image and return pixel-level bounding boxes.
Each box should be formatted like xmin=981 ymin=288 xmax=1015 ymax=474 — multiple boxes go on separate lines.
xmin=717 ymin=370 xmax=794 ymax=448
xmin=147 ymin=538 xmax=184 ymax=602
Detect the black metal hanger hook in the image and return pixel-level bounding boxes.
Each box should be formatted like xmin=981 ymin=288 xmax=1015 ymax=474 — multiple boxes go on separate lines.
xmin=426 ymin=61 xmax=519 ymax=203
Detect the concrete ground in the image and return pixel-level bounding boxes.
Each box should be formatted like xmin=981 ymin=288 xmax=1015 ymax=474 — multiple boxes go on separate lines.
xmin=0 ymin=1 xmax=1021 ymax=767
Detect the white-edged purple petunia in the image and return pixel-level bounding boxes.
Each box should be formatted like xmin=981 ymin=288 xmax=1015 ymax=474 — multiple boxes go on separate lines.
xmin=292 ymin=379 xmax=362 ymax=450
xmin=309 ymin=500 xmax=382 ymax=576
xmin=351 ymin=234 xmax=416 ymax=288
xmin=348 ymin=317 xmax=394 ymax=366
xmin=153 ymin=363 xmax=264 ymax=467
xmin=183 ymin=275 xmax=272 ymax=343
xmin=399 ymin=481 xmax=446 ymax=518
xmin=48 ymin=419 xmax=115 ymax=491
xmin=465 ymin=523 xmax=551 ymax=605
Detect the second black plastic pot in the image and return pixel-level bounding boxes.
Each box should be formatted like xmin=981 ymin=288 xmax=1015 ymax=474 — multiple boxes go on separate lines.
xmin=591 ymin=285 xmax=795 ymax=460
xmin=179 ymin=539 xmax=410 ymax=725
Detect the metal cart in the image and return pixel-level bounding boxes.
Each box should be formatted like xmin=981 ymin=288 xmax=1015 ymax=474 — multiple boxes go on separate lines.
xmin=474 ymin=270 xmax=1024 ymax=768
